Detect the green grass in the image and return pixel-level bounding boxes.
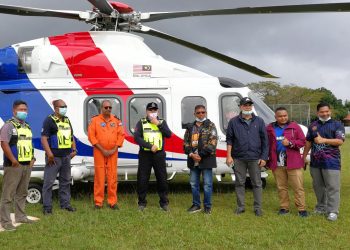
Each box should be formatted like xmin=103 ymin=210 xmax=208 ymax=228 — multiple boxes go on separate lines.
xmin=1 ymin=138 xmax=350 ymax=249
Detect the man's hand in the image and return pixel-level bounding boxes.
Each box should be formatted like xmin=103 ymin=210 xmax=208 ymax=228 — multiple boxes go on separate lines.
xmin=191 ymin=153 xmax=201 ymax=162
xmin=47 ymin=152 xmax=55 ymax=166
xmin=11 ymin=159 xmax=20 ymax=167
xmin=282 ymin=138 xmax=290 ymax=146
xmin=226 ymin=156 xmax=234 ymax=167
xmin=29 ymin=158 xmax=36 ymax=168
xmin=70 ymin=151 xmax=77 ymax=159
xmin=150 ymin=117 xmax=160 ymax=126
xmin=101 ymin=148 xmax=111 ymax=157
xmin=258 ymin=159 xmax=266 ymax=168
xmin=314 ymin=132 xmax=327 ymax=144
xmin=151 ymin=145 xmax=158 ymax=153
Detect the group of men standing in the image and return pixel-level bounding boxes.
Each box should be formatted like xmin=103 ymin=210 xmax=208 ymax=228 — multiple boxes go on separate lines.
xmin=0 ymin=96 xmax=345 ymax=231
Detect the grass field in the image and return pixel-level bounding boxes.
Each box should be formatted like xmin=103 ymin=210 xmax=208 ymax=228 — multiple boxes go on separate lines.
xmin=0 ymin=138 xmax=350 ymax=249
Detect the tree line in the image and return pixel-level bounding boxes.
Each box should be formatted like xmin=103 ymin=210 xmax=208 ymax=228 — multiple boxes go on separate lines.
xmin=247 ymin=81 xmax=350 ymax=121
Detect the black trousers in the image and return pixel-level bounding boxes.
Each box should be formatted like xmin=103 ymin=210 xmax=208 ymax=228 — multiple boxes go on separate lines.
xmin=137 ymin=150 xmax=169 ymax=206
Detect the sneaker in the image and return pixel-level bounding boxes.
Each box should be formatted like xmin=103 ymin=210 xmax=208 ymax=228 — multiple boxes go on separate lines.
xmin=109 ymin=204 xmax=119 ymax=210
xmin=235 ymin=208 xmax=245 ymax=215
xmin=16 ymin=218 xmax=36 ymax=224
xmin=138 ymin=205 xmax=146 ymax=212
xmin=62 ymin=206 xmax=76 ymax=212
xmin=327 ymin=212 xmax=338 ymax=221
xmin=204 ymin=207 xmax=212 ymax=214
xmin=160 ymin=205 xmax=170 ymax=212
xmin=2 ymin=223 xmax=16 ymax=231
xmin=43 ymin=209 xmax=52 ymax=215
xmin=187 ymin=205 xmax=201 ymax=214
xmin=254 ymin=209 xmax=263 ymax=217
xmin=298 ymin=210 xmax=309 ymax=218
xmin=94 ymin=205 xmax=102 ymax=209
xmin=278 ymin=209 xmax=290 ymax=215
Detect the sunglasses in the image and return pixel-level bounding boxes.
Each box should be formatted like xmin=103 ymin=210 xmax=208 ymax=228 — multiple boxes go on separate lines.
xmin=56 ymin=105 xmax=67 ymax=108
xmin=195 ymin=111 xmax=206 ymax=114
xmin=147 ymin=108 xmax=158 ymax=111
xmin=103 ymin=106 xmax=112 ymax=110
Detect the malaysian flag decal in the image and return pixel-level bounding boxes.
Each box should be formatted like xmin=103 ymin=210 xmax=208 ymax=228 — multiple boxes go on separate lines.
xmin=133 ymin=64 xmax=152 ymax=77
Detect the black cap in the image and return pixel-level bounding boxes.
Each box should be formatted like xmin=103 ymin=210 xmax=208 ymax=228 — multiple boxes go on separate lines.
xmin=239 ymin=97 xmax=254 ymax=106
xmin=146 ymin=102 xmax=158 ymax=110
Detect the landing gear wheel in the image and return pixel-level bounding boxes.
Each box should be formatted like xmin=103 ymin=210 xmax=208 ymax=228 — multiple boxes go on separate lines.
xmin=27 ymin=183 xmax=42 ymax=204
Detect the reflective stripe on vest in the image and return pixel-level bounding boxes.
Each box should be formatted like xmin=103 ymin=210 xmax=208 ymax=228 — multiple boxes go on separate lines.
xmin=141 ymin=118 xmax=163 ymax=151
xmin=50 ymin=115 xmax=72 ymax=149
xmin=9 ymin=120 xmax=33 ymax=162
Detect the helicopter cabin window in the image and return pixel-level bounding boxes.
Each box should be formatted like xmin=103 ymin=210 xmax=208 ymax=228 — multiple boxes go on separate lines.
xmin=220 ymin=95 xmax=241 ymax=134
xmin=18 ymin=47 xmax=34 ymax=74
xmin=85 ymin=97 xmax=121 ymax=130
xmin=181 ymin=96 xmax=207 ymax=129
xmin=128 ymin=96 xmax=164 ymax=134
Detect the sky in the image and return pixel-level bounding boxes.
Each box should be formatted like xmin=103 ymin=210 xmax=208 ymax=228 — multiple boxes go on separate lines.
xmin=0 ymin=0 xmax=349 ymax=101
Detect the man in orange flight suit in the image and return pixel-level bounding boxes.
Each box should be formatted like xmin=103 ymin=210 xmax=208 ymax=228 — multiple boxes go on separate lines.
xmin=88 ymin=100 xmax=125 ymax=210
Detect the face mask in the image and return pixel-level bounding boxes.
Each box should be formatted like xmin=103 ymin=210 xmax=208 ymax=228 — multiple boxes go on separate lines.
xmin=16 ymin=111 xmax=27 ymax=121
xmin=149 ymin=112 xmax=158 ymax=119
xmin=242 ymin=110 xmax=253 ymax=115
xmin=318 ymin=116 xmax=331 ymax=123
xmin=59 ymin=107 xmax=67 ymax=116
xmin=195 ymin=117 xmax=207 ymax=123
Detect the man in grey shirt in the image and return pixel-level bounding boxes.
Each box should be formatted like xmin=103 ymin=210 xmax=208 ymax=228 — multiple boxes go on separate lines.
xmin=0 ymin=100 xmax=36 ymax=231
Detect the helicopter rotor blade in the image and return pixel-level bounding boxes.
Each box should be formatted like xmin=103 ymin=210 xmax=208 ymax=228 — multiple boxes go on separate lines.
xmin=0 ymin=4 xmax=87 ymax=21
xmin=87 ymin=0 xmax=117 ymax=16
xmin=141 ymin=2 xmax=350 ymax=22
xmin=132 ymin=25 xmax=277 ymax=78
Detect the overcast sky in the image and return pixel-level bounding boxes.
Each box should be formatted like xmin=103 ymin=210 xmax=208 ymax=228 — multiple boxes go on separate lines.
xmin=0 ymin=0 xmax=349 ymax=101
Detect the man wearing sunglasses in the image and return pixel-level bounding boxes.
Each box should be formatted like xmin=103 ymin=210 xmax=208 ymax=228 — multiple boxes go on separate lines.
xmin=226 ymin=97 xmax=268 ymax=217
xmin=41 ymin=99 xmax=77 ymax=215
xmin=134 ymin=102 xmax=172 ymax=212
xmin=88 ymin=100 xmax=125 ymax=210
xmin=183 ymin=105 xmax=217 ymax=214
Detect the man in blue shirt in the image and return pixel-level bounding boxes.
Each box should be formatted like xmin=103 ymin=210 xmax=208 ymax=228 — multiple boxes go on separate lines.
xmin=226 ymin=97 xmax=268 ymax=216
xmin=303 ymin=102 xmax=345 ymax=221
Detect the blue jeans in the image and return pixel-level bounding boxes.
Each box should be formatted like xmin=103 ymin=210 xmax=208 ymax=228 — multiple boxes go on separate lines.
xmin=190 ymin=168 xmax=213 ymax=208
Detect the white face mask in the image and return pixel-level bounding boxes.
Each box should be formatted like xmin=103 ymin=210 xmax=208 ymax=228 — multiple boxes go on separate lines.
xmin=149 ymin=112 xmax=158 ymax=119
xmin=242 ymin=110 xmax=253 ymax=115
xmin=318 ymin=116 xmax=331 ymax=122
xmin=195 ymin=117 xmax=207 ymax=123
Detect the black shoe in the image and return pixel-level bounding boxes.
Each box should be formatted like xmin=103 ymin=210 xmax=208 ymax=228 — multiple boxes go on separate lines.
xmin=94 ymin=205 xmax=102 ymax=210
xmin=43 ymin=209 xmax=52 ymax=215
xmin=187 ymin=205 xmax=201 ymax=214
xmin=299 ymin=210 xmax=309 ymax=218
xmin=62 ymin=206 xmax=76 ymax=212
xmin=109 ymin=204 xmax=119 ymax=210
xmin=235 ymin=208 xmax=245 ymax=215
xmin=138 ymin=205 xmax=146 ymax=212
xmin=278 ymin=209 xmax=290 ymax=215
xmin=2 ymin=223 xmax=16 ymax=231
xmin=204 ymin=207 xmax=212 ymax=214
xmin=160 ymin=205 xmax=170 ymax=212
xmin=255 ymin=209 xmax=263 ymax=217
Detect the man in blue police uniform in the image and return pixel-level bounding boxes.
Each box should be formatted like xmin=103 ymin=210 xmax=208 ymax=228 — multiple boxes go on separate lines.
xmin=41 ymin=99 xmax=77 ymax=215
xmin=0 ymin=100 xmax=36 ymax=231
xmin=134 ymin=102 xmax=172 ymax=211
xmin=303 ymin=102 xmax=345 ymax=221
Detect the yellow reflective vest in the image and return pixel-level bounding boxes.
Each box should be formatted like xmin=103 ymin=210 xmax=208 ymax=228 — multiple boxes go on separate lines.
xmin=8 ymin=119 xmax=33 ymax=162
xmin=50 ymin=115 xmax=72 ymax=149
xmin=141 ymin=118 xmax=163 ymax=151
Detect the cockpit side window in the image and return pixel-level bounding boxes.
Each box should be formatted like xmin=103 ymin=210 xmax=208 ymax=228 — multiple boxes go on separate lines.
xmin=18 ymin=47 xmax=34 ymax=74
xmin=220 ymin=95 xmax=241 ymax=134
xmin=181 ymin=96 xmax=207 ymax=129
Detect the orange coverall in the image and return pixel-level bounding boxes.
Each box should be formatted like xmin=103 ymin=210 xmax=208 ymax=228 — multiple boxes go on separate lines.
xmin=88 ymin=114 xmax=125 ymax=206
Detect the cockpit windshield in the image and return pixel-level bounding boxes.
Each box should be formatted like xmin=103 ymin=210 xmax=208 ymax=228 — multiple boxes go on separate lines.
xmin=248 ymin=91 xmax=275 ymax=124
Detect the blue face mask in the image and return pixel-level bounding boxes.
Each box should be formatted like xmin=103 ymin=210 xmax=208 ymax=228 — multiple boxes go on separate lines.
xmin=59 ymin=107 xmax=67 ymax=116
xmin=16 ymin=111 xmax=28 ymax=121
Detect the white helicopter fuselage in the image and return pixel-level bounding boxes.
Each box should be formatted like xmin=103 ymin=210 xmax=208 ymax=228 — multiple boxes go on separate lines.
xmin=0 ymin=31 xmax=273 ymax=186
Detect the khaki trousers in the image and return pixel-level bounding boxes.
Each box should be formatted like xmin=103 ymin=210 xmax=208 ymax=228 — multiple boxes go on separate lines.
xmin=273 ymin=167 xmax=306 ymax=211
xmin=0 ymin=164 xmax=32 ymax=226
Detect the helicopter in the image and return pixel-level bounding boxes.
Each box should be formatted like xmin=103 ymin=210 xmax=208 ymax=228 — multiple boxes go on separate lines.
xmin=0 ymin=0 xmax=348 ymax=204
